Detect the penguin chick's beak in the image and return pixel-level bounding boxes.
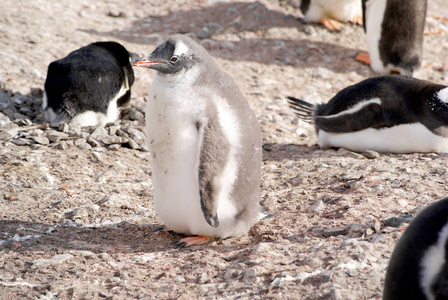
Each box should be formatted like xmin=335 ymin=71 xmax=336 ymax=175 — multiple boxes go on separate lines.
xmin=132 ymin=57 xmax=161 ymax=68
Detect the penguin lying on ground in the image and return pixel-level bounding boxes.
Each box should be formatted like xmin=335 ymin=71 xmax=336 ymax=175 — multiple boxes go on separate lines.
xmin=288 ymin=75 xmax=448 ymax=153
xmin=356 ymin=0 xmax=427 ymax=75
xmin=133 ymin=35 xmax=263 ymax=247
xmin=43 ymin=41 xmax=135 ymax=127
xmin=298 ymin=0 xmax=362 ymax=31
xmin=383 ymin=197 xmax=448 ymax=300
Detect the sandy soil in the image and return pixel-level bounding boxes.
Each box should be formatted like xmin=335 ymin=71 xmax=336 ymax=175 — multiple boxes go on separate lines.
xmin=1 ymin=0 xmax=448 ymax=299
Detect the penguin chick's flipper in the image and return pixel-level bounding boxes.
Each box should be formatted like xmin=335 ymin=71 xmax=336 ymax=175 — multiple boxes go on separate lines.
xmin=315 ymin=100 xmax=386 ymax=133
xmin=355 ymin=52 xmax=371 ymax=65
xmin=287 ymin=96 xmax=314 ymax=124
xmin=50 ymin=110 xmax=72 ymax=125
xmin=197 ymin=117 xmax=231 ymax=228
xmin=320 ymin=17 xmax=342 ymax=31
xmin=171 ymin=236 xmax=212 ymax=248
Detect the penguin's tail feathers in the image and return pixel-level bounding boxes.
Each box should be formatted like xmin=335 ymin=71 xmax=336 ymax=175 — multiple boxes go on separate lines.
xmin=286 ymin=96 xmax=314 ymax=124
xmin=50 ymin=110 xmax=72 ymax=126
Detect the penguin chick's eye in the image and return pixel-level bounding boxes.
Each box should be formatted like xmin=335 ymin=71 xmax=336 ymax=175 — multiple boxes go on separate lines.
xmin=170 ymin=56 xmax=178 ymax=63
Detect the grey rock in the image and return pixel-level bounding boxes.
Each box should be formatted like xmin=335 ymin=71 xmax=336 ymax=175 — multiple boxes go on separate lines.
xmin=126 ymin=138 xmax=140 ymax=150
xmin=32 ymin=254 xmax=73 ymax=268
xmin=322 ymin=227 xmax=347 ymax=237
xmin=384 ymin=216 xmax=412 ymax=227
xmin=90 ymin=126 xmax=108 ymax=139
xmin=31 ymin=136 xmax=50 ymax=145
xmin=46 ymin=131 xmax=69 ymax=142
xmin=108 ymin=144 xmax=121 ymax=151
xmin=128 ymin=129 xmax=146 ymax=144
xmin=10 ymin=138 xmax=32 ymax=146
xmin=71 ymin=207 xmax=89 ymax=218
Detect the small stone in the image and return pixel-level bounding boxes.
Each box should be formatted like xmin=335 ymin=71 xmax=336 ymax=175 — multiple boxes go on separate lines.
xmin=308 ymin=199 xmax=324 ymax=214
xmin=108 ymin=144 xmax=121 ymax=151
xmin=56 ymin=142 xmax=70 ymax=150
xmin=322 ymin=227 xmax=347 ymax=237
xmin=128 ymin=129 xmax=146 ymax=144
xmin=128 ymin=110 xmax=144 ymax=121
xmin=31 ymin=136 xmax=50 ymax=145
xmin=71 ymin=207 xmax=89 ymax=219
xmin=32 ymin=254 xmax=73 ymax=268
xmin=90 ymin=126 xmax=108 ymax=139
xmin=11 ymin=138 xmax=32 ymax=146
xmin=30 ymin=87 xmax=43 ymax=97
xmin=197 ymin=27 xmax=212 ymax=39
xmin=347 ymin=224 xmax=367 ymax=237
xmin=46 ymin=131 xmax=69 ymax=143
xmin=384 ymin=217 xmax=412 ymax=227
xmin=126 ymin=138 xmax=140 ymax=150
xmin=362 ymin=150 xmax=380 ymax=159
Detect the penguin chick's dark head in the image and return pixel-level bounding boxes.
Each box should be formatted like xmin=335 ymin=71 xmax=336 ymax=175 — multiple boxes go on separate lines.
xmin=133 ymin=35 xmax=204 ymax=75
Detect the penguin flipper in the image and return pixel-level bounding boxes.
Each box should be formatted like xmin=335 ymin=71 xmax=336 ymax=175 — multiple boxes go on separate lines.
xmin=197 ymin=118 xmax=231 ymax=228
xmin=315 ymin=101 xmax=386 ymax=133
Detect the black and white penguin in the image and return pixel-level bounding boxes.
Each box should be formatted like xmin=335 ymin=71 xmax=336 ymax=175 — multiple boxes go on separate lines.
xmin=383 ymin=197 xmax=448 ymax=300
xmin=133 ymin=35 xmax=263 ymax=247
xmin=288 ymin=75 xmax=448 ymax=153
xmin=43 ymin=41 xmax=135 ymax=126
xmin=357 ymin=0 xmax=427 ymax=75
xmin=298 ymin=0 xmax=362 ymax=31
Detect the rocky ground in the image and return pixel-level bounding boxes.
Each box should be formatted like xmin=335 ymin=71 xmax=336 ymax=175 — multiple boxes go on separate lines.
xmin=1 ymin=0 xmax=448 ymax=299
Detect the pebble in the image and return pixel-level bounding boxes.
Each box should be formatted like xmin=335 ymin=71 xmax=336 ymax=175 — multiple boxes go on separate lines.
xmin=362 ymin=150 xmax=380 ymax=159
xmin=32 ymin=254 xmax=73 ymax=268
xmin=384 ymin=216 xmax=412 ymax=227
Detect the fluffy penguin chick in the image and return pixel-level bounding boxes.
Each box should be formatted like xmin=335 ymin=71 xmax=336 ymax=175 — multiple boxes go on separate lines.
xmin=288 ymin=75 xmax=448 ymax=153
xmin=299 ymin=0 xmax=362 ymax=31
xmin=360 ymin=0 xmax=427 ymax=75
xmin=43 ymin=41 xmax=135 ymax=126
xmin=133 ymin=35 xmax=262 ymax=247
xmin=383 ymin=197 xmax=448 ymax=300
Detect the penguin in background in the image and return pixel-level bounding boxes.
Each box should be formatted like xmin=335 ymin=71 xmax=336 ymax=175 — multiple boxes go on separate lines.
xmin=298 ymin=0 xmax=363 ymax=31
xmin=43 ymin=41 xmax=135 ymax=127
xmin=356 ymin=0 xmax=427 ymax=76
xmin=288 ymin=75 xmax=448 ymax=153
xmin=383 ymin=197 xmax=448 ymax=300
xmin=133 ymin=35 xmax=263 ymax=247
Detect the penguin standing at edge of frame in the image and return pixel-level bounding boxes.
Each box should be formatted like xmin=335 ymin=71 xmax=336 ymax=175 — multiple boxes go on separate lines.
xmin=383 ymin=197 xmax=448 ymax=300
xmin=287 ymin=75 xmax=448 ymax=153
xmin=43 ymin=41 xmax=135 ymax=127
xmin=298 ymin=0 xmax=363 ymax=31
xmin=133 ymin=35 xmax=263 ymax=248
xmin=357 ymin=0 xmax=427 ymax=76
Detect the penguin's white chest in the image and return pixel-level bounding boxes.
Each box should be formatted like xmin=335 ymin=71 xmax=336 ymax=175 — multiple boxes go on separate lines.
xmin=318 ymin=123 xmax=448 ymax=153
xmin=364 ymin=0 xmax=388 ymax=73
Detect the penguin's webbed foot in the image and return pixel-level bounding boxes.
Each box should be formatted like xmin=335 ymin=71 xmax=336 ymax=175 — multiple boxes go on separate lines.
xmin=154 ymin=225 xmax=174 ymax=234
xmin=350 ymin=14 xmax=363 ymax=26
xmin=355 ymin=52 xmax=371 ymax=65
xmin=320 ymin=17 xmax=342 ymax=31
xmin=171 ymin=235 xmax=212 ymax=248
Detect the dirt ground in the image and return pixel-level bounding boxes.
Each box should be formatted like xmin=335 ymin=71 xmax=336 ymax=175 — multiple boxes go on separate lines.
xmin=1 ymin=0 xmax=448 ymax=299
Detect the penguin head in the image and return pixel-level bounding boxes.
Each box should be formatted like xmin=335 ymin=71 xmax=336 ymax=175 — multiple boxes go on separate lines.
xmin=133 ymin=35 xmax=208 ymax=76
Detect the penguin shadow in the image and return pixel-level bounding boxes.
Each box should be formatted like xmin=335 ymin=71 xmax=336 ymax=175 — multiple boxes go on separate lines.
xmin=82 ymin=1 xmax=370 ymax=75
xmin=0 ymin=220 xmax=259 ymax=254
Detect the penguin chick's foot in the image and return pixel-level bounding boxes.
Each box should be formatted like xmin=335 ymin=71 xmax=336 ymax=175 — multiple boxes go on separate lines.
xmin=355 ymin=52 xmax=371 ymax=65
xmin=320 ymin=17 xmax=342 ymax=31
xmin=171 ymin=236 xmax=211 ymax=248
xmin=350 ymin=14 xmax=363 ymax=26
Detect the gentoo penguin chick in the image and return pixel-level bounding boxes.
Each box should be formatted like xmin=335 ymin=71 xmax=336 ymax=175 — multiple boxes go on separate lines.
xmin=298 ymin=0 xmax=362 ymax=31
xmin=43 ymin=41 xmax=135 ymax=126
xmin=356 ymin=0 xmax=427 ymax=75
xmin=383 ymin=197 xmax=448 ymax=300
xmin=288 ymin=75 xmax=448 ymax=153
xmin=133 ymin=35 xmax=262 ymax=247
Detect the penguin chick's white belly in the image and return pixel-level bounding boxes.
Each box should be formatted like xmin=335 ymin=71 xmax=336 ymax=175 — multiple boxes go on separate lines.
xmin=146 ymin=77 xmax=239 ymax=238
xmin=305 ymin=0 xmax=362 ymax=22
xmin=317 ymin=123 xmax=448 ymax=153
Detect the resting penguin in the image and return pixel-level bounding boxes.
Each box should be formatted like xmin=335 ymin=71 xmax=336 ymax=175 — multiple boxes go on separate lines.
xmin=133 ymin=35 xmax=263 ymax=247
xmin=298 ymin=0 xmax=362 ymax=31
xmin=287 ymin=75 xmax=448 ymax=153
xmin=356 ymin=0 xmax=427 ymax=75
xmin=43 ymin=41 xmax=135 ymax=126
xmin=383 ymin=197 xmax=448 ymax=300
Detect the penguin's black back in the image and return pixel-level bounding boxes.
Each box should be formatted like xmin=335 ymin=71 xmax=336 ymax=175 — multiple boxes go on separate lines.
xmin=383 ymin=198 xmax=448 ymax=300
xmin=44 ymin=41 xmax=134 ymax=117
xmin=317 ymin=75 xmax=447 ymax=127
